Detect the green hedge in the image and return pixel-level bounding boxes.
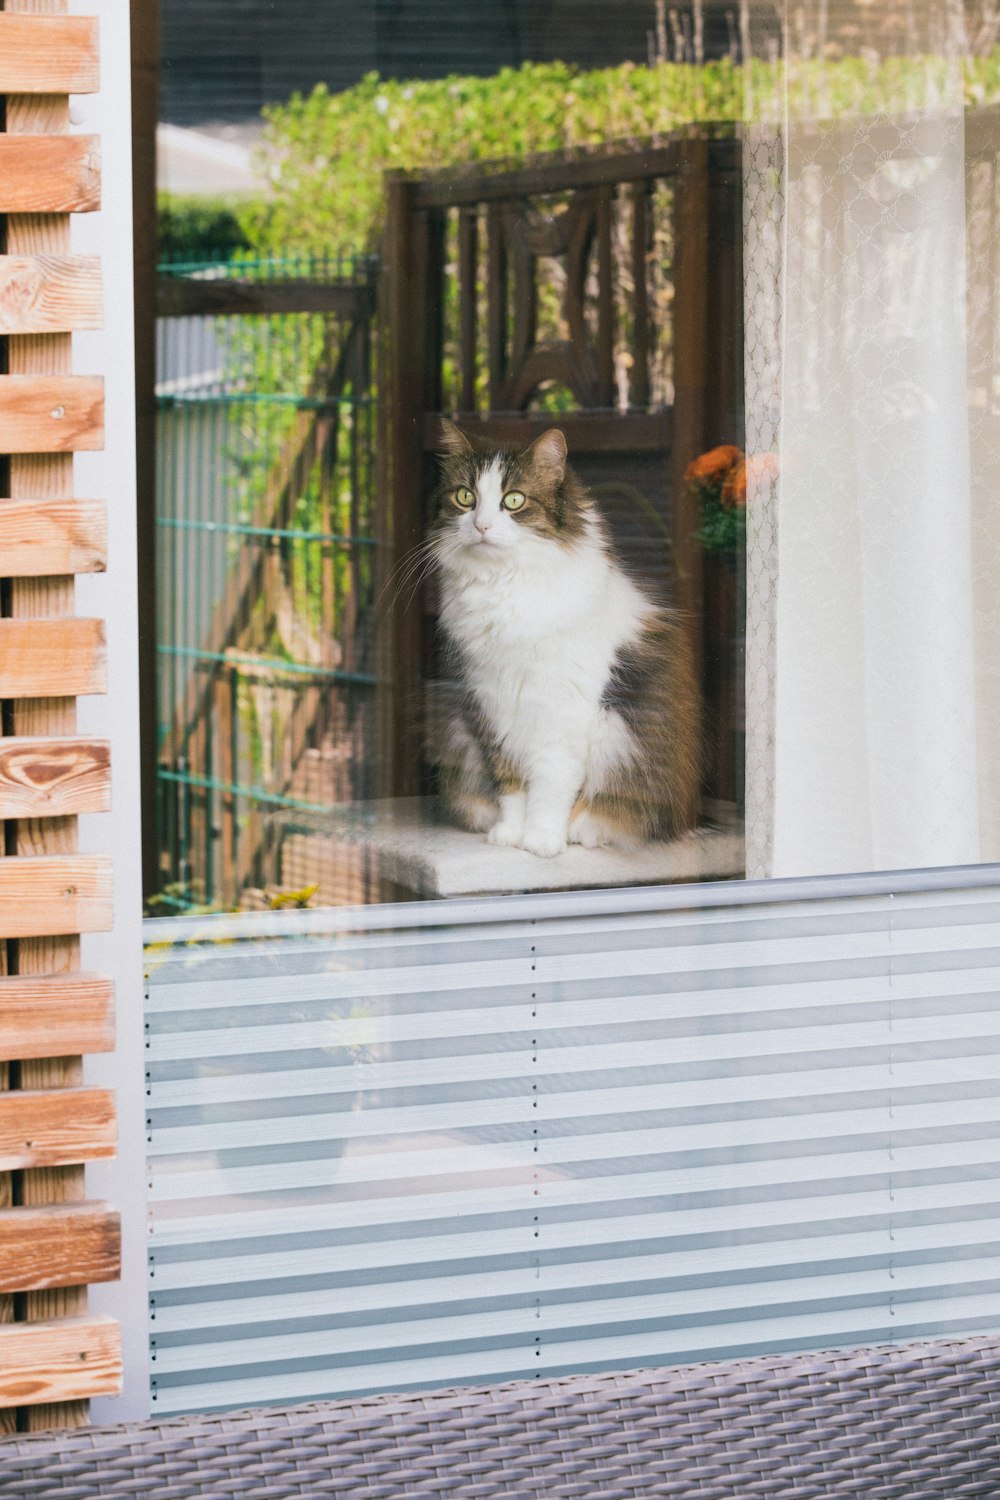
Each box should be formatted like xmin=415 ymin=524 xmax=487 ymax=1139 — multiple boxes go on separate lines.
xmin=242 ymin=50 xmax=1000 ymax=261
xmin=157 ymin=194 xmax=250 ymax=266
xmin=243 ymin=59 xmax=744 ymax=259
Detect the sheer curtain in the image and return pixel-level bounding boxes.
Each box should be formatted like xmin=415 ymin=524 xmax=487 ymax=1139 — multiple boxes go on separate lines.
xmin=743 ymin=1 xmax=1000 ymax=879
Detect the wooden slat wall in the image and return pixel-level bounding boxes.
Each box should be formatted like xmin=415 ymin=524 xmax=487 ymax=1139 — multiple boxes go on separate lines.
xmin=0 ymin=737 xmax=112 ymax=819
xmin=0 ymin=1204 xmax=119 ymax=1293
xmin=0 ymin=1 xmax=122 ymax=1431
xmin=0 ymin=496 xmax=108 ymax=576
xmin=0 ymin=1317 xmax=121 ymax=1407
xmin=0 ymin=1089 xmax=116 ymax=1171
xmin=0 ymin=136 xmax=101 ymax=214
xmin=0 ymin=618 xmax=107 ymax=698
xmin=0 ymin=856 xmax=114 ymax=938
xmin=0 ymin=975 xmax=114 ymax=1059
xmin=0 ymin=255 xmax=104 ymax=335
xmin=0 ymin=15 xmax=100 ymax=95
xmin=0 ymin=374 xmax=105 ymax=452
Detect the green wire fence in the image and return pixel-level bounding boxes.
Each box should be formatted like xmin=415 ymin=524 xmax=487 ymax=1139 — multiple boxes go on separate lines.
xmin=153 ymin=253 xmax=380 ymax=912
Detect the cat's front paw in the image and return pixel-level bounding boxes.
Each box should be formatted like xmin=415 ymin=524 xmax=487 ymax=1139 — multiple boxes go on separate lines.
xmin=520 ymin=827 xmax=567 ymax=859
xmin=487 ymin=820 xmax=523 ymax=848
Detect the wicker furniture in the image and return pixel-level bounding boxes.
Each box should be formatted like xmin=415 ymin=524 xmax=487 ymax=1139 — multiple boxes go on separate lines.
xmin=2 ymin=1335 xmax=1000 ymax=1498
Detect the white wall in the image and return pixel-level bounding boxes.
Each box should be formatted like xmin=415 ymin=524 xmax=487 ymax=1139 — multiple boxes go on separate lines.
xmin=70 ymin=0 xmax=152 ymax=1424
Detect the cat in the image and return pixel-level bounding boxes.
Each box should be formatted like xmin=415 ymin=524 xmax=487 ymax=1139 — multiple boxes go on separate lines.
xmin=426 ymin=419 xmax=701 ymax=858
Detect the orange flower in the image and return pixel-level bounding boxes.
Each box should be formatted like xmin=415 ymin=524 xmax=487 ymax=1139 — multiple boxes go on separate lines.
xmin=684 ymin=444 xmax=743 ymax=488
xmin=720 ymin=456 xmax=746 ymax=510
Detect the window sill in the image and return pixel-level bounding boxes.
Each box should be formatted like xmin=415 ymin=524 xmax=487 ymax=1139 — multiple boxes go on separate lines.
xmin=317 ymin=797 xmax=745 ymax=898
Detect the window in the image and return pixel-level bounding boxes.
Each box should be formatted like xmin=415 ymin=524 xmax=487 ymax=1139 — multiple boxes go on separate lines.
xmin=139 ymin=0 xmax=1000 ymax=1420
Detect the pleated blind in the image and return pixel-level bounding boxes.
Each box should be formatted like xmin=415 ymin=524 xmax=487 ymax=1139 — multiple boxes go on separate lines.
xmin=143 ymin=868 xmax=1000 ymax=1415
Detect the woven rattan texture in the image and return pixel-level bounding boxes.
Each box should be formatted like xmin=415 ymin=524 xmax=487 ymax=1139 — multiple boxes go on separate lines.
xmin=2 ymin=1336 xmax=1000 ymax=1499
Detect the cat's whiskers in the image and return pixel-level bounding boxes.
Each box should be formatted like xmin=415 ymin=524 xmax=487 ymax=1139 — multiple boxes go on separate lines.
xmin=376 ymin=534 xmax=461 ymax=622
xmin=379 ymin=535 xmax=437 ymax=596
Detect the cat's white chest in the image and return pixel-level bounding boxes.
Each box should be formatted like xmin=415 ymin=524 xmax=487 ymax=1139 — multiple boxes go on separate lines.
xmin=450 ymin=541 xmax=585 ymax=625
xmin=441 ymin=541 xmax=600 ymax=674
xmin=440 ymin=537 xmax=649 ymax=752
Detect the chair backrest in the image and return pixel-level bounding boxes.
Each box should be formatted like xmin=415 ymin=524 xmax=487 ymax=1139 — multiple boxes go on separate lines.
xmin=1 ymin=1335 xmax=999 ymax=1499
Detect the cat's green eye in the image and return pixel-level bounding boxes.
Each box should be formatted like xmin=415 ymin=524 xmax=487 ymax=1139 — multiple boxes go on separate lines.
xmin=453 ymin=486 xmax=475 ymax=510
xmin=502 ymin=490 xmax=527 ymax=512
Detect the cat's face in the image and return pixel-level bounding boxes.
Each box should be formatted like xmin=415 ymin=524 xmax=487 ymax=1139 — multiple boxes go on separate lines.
xmin=434 ymin=423 xmax=585 ymax=556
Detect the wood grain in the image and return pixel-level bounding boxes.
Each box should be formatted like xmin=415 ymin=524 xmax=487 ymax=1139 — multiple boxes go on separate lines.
xmin=0 ymin=135 xmax=100 ymax=214
xmin=0 ymin=619 xmax=106 ymax=699
xmin=0 ymin=1090 xmax=115 ymax=1171
xmin=0 ymin=15 xmax=99 ymax=94
xmin=0 ymin=1204 xmax=119 ymax=1293
xmin=0 ymin=975 xmax=114 ymax=1061
xmin=0 ymin=1317 xmax=121 ymax=1408
xmin=4 ymin=0 xmax=95 ymax=1432
xmin=0 ymin=855 xmax=113 ymax=938
xmin=0 ymin=736 xmax=110 ymax=818
xmin=0 ymin=496 xmax=106 ymax=575
xmin=0 ymin=375 xmax=104 ymax=453
xmin=0 ymin=255 xmax=103 ymax=334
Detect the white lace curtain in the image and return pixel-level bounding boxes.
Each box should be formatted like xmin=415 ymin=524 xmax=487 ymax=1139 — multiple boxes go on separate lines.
xmin=743 ymin=1 xmax=1000 ymax=878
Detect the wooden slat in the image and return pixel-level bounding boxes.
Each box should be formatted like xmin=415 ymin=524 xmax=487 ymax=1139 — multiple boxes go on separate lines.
xmin=0 ymin=496 xmax=106 ymax=576
xmin=0 ymin=856 xmax=113 ymax=938
xmin=0 ymin=974 xmax=114 ymax=1060
xmin=412 ymin=137 xmax=740 ymax=208
xmin=0 ymin=1204 xmax=119 ymax=1292
xmin=0 ymin=1089 xmax=115 ymax=1171
xmin=381 ymin=181 xmax=435 ymax=798
xmin=630 ymin=182 xmax=651 ymax=408
xmin=0 ymin=619 xmax=106 ymax=699
xmin=0 ymin=135 xmax=100 ymax=214
xmin=157 ymin=275 xmax=370 ymax=319
xmin=0 ymin=255 xmax=103 ymax=335
xmin=671 ymin=138 xmax=710 ymax=677
xmin=0 ymin=1317 xmax=121 ymax=1408
xmin=457 ymin=208 xmax=478 ymax=413
xmin=595 ymin=183 xmax=614 ymax=408
xmin=0 ymin=374 xmax=104 ymax=454
xmin=0 ymin=15 xmax=99 ymax=94
xmin=423 ymin=410 xmax=672 ymax=453
xmin=414 ymin=142 xmax=685 ymax=207
xmin=485 ymin=202 xmax=506 ymax=410
xmin=0 ymin=736 xmax=110 ymax=818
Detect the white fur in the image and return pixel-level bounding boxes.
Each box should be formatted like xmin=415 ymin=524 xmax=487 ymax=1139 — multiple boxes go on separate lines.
xmin=436 ymin=499 xmax=653 ymax=857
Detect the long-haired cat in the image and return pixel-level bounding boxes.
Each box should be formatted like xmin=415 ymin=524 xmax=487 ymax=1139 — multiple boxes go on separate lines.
xmin=427 ymin=420 xmax=701 ymax=858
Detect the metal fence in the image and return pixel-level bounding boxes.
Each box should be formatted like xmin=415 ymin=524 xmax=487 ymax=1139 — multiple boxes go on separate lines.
xmin=154 ymin=254 xmax=380 ymax=912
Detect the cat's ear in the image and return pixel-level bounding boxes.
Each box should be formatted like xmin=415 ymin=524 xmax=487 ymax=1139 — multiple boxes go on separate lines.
xmin=439 ymin=417 xmax=473 ymax=457
xmin=522 ymin=428 xmax=567 ymax=482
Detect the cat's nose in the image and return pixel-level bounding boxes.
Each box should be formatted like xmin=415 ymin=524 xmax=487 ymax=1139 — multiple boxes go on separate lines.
xmin=474 ymin=517 xmax=492 ymax=535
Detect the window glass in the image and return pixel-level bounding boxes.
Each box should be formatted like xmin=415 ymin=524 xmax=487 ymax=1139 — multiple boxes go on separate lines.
xmin=151 ymin=1 xmax=1000 ymax=914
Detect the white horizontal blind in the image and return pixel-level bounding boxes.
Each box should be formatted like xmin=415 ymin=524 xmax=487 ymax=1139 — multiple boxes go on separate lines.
xmin=144 ymin=868 xmax=1000 ymax=1414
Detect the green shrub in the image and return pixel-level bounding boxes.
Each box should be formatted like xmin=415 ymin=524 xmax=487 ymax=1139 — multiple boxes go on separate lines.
xmin=157 ymin=194 xmax=251 ymax=266
xmin=242 ymin=59 xmax=744 ymax=259
xmin=243 ymin=49 xmax=1000 ymax=262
